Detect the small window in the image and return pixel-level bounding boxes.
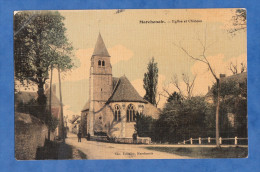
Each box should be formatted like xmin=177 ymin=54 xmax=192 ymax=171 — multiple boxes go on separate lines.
xmin=98 ymin=60 xmax=101 ymax=67
xmin=102 ymin=60 xmax=105 ymax=67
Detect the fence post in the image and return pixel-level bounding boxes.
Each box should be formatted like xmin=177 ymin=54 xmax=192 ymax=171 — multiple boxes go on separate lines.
xmin=235 ymin=136 xmax=237 ymax=145
xmin=219 ymin=137 xmax=222 ymax=144
xmin=190 ymin=138 xmax=193 ymax=145
xmin=199 ymin=137 xmax=201 ymax=144
xmin=208 ymin=137 xmax=210 ymax=143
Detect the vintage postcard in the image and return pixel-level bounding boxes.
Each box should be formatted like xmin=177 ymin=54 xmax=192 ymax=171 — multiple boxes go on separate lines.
xmin=14 ymin=9 xmax=247 ymax=160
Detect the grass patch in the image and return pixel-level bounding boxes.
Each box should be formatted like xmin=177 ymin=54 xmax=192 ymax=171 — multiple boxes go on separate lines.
xmin=145 ymin=146 xmax=248 ymax=158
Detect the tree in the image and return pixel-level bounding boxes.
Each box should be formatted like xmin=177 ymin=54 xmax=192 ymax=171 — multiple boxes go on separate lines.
xmin=134 ymin=112 xmax=156 ymax=141
xmin=228 ymin=62 xmax=247 ymax=74
xmin=156 ymin=96 xmax=213 ymax=143
xmin=167 ymin=91 xmax=182 ymax=103
xmin=174 ymin=31 xmax=222 ymax=147
xmin=160 ymin=73 xmax=196 ymax=104
xmin=228 ymin=9 xmax=247 ymax=34
xmin=171 ymin=73 xmax=196 ymax=99
xmin=143 ymin=57 xmax=158 ymax=106
xmin=14 ymin=11 xmax=74 ymax=121
xmin=211 ymin=77 xmax=247 ymax=138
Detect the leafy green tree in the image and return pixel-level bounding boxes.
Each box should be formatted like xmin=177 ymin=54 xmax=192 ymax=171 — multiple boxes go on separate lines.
xmin=167 ymin=91 xmax=182 ymax=103
xmin=229 ymin=9 xmax=247 ymax=34
xmin=174 ymin=34 xmax=222 ymax=147
xmin=134 ymin=112 xmax=156 ymax=140
xmin=156 ymin=96 xmax=213 ymax=143
xmin=14 ymin=11 xmax=74 ymax=121
xmin=143 ymin=57 xmax=158 ymax=106
xmin=211 ymin=78 xmax=247 ymax=138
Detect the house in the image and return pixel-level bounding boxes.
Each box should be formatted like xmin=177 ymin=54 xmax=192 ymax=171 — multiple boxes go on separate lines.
xmin=67 ymin=115 xmax=81 ymax=133
xmin=81 ymin=33 xmax=160 ymax=140
xmin=205 ymin=72 xmax=247 ymax=103
xmin=205 ymin=72 xmax=247 ymax=137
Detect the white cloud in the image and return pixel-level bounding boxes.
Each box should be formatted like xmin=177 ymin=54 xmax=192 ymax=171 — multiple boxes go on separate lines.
xmin=191 ymin=53 xmax=247 ymax=95
xmin=51 ymin=45 xmax=134 ymax=83
xmin=109 ymin=44 xmax=134 ymax=65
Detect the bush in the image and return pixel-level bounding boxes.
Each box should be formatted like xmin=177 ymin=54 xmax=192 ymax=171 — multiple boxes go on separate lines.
xmin=135 ymin=112 xmax=157 ymax=141
xmin=155 ymin=96 xmax=214 ymax=143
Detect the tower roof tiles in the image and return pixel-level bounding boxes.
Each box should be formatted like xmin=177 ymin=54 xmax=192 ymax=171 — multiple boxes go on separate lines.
xmin=92 ymin=33 xmax=110 ymax=57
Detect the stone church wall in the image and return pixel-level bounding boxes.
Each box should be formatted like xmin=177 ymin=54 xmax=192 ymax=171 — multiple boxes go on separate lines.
xmin=125 ymin=122 xmax=136 ymax=138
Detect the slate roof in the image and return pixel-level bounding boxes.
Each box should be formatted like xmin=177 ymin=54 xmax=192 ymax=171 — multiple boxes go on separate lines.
xmin=92 ymin=33 xmax=110 ymax=57
xmin=81 ymin=77 xmax=120 ymax=112
xmin=112 ymin=77 xmax=120 ymax=89
xmin=81 ymin=76 xmax=147 ymax=111
xmin=108 ymin=75 xmax=147 ymax=103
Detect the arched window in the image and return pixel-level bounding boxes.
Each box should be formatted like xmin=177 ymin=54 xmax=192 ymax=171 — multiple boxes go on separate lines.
xmin=98 ymin=60 xmax=101 ymax=67
xmin=127 ymin=104 xmax=136 ymax=122
xmin=102 ymin=60 xmax=105 ymax=67
xmin=114 ymin=105 xmax=121 ymax=122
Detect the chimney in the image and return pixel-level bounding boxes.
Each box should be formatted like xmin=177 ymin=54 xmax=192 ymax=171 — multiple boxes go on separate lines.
xmin=220 ymin=74 xmax=226 ymax=78
xmin=52 ymin=84 xmax=56 ymax=95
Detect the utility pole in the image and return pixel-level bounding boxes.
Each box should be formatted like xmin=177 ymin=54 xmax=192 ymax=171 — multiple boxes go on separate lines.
xmin=58 ymin=65 xmax=65 ymax=142
xmin=215 ymin=78 xmax=220 ymax=147
xmin=48 ymin=65 xmax=53 ymax=141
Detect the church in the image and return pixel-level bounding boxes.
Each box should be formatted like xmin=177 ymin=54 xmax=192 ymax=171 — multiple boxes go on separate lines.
xmin=81 ymin=33 xmax=160 ymax=140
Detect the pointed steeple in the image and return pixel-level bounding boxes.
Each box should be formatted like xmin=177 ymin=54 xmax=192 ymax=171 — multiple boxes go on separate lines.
xmin=92 ymin=33 xmax=110 ymax=57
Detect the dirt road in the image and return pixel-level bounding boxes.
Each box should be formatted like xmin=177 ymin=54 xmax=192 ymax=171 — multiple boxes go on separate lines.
xmin=65 ymin=132 xmax=190 ymax=159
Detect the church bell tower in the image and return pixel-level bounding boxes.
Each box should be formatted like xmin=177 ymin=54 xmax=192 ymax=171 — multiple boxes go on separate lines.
xmin=88 ymin=33 xmax=113 ymax=135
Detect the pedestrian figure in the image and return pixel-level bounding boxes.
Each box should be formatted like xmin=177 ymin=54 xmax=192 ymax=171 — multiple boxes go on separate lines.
xmin=87 ymin=133 xmax=91 ymax=141
xmin=77 ymin=131 xmax=82 ymax=142
xmin=132 ymin=131 xmax=137 ymax=144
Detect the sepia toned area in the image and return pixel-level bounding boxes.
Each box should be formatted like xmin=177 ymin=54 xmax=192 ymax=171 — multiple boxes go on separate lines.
xmin=14 ymin=9 xmax=247 ymax=160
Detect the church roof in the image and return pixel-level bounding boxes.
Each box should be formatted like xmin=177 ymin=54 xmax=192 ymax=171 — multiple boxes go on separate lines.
xmin=112 ymin=77 xmax=120 ymax=89
xmin=108 ymin=75 xmax=147 ymax=103
xmin=92 ymin=33 xmax=110 ymax=57
xmin=81 ymin=77 xmax=119 ymax=112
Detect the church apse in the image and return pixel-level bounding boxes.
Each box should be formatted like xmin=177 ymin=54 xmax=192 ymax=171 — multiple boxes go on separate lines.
xmin=84 ymin=33 xmax=159 ymax=138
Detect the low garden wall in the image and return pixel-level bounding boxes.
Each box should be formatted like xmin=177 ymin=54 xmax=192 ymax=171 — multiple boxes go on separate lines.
xmin=90 ymin=135 xmax=151 ymax=144
xmin=15 ymin=113 xmax=55 ymax=160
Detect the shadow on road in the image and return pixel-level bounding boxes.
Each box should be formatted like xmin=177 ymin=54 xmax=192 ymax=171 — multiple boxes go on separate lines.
xmin=36 ymin=139 xmax=87 ymax=160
